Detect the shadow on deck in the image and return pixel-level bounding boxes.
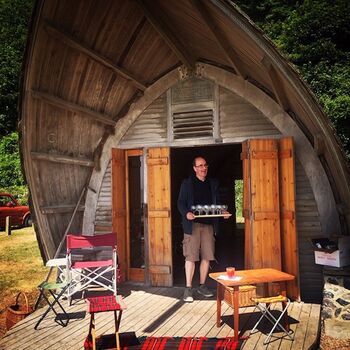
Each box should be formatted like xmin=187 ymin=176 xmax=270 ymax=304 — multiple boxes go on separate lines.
xmin=0 ymin=283 xmax=321 ymax=350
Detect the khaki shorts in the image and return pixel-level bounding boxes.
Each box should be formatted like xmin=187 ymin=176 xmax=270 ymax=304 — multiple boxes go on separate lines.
xmin=182 ymin=223 xmax=215 ymax=262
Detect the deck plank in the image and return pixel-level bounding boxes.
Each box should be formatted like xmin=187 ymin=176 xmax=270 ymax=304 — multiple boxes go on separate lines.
xmin=302 ymin=303 xmax=321 ymax=349
xmin=288 ymin=303 xmax=312 ymax=350
xmin=279 ymin=301 xmax=303 ymax=350
xmin=0 ymin=284 xmax=321 ymax=350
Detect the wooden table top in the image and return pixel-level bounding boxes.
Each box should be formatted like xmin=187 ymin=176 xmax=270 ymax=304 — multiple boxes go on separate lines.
xmin=209 ymin=268 xmax=295 ymax=287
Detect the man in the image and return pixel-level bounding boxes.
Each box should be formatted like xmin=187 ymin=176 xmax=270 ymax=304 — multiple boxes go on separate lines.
xmin=177 ymin=156 xmax=229 ymax=302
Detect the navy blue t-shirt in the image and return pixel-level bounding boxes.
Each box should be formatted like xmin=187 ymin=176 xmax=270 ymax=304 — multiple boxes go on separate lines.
xmin=193 ymin=176 xmax=213 ymax=225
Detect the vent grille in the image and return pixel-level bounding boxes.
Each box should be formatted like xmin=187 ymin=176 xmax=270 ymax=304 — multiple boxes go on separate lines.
xmin=172 ymin=109 xmax=214 ymax=139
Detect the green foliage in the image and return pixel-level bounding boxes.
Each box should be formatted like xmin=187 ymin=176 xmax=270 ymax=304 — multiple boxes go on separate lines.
xmin=302 ymin=62 xmax=350 ymax=156
xmin=0 ymin=132 xmax=28 ymax=204
xmin=0 ymin=132 xmax=23 ymax=186
xmin=278 ymin=0 xmax=350 ymax=65
xmin=235 ymin=180 xmax=243 ymax=222
xmin=0 ymin=0 xmax=34 ymax=136
xmin=235 ymin=0 xmax=350 ymax=158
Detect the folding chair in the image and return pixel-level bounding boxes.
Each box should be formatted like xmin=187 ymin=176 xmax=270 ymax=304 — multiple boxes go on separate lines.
xmin=34 ymin=258 xmax=70 ymax=329
xmin=34 ymin=281 xmax=70 ymax=329
xmin=250 ymin=295 xmax=294 ymax=344
xmin=66 ymin=233 xmax=118 ymax=301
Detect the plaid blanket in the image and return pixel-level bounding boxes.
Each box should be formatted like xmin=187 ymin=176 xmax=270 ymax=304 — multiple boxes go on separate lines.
xmin=84 ymin=334 xmax=240 ymax=350
xmin=133 ymin=337 xmax=239 ymax=349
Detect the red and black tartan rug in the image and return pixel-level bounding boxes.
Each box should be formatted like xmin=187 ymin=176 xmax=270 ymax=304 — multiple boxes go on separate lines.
xmin=84 ymin=332 xmax=242 ymax=350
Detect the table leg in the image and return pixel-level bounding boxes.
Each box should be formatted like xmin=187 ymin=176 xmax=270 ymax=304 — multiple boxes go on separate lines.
xmin=216 ymin=283 xmax=222 ymax=327
xmin=89 ymin=313 xmax=96 ymax=350
xmin=280 ymin=281 xmax=290 ymax=331
xmin=114 ymin=310 xmax=121 ymax=350
xmin=233 ymin=286 xmax=239 ymax=342
xmin=263 ymin=282 xmax=269 ymax=296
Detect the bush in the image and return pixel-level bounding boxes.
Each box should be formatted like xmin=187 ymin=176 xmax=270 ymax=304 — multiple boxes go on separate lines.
xmin=0 ymin=132 xmax=29 ymax=205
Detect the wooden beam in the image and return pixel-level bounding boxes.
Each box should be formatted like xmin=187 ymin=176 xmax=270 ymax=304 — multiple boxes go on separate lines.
xmin=191 ymin=0 xmax=246 ymax=78
xmin=314 ymin=133 xmax=325 ymax=156
xmin=40 ymin=205 xmax=85 ymax=214
xmin=31 ymin=151 xmax=94 ymax=167
xmin=135 ymin=0 xmax=195 ymax=70
xmin=261 ymin=56 xmax=289 ymax=110
xmin=44 ymin=21 xmax=147 ymax=91
xmin=31 ymin=90 xmax=116 ymax=127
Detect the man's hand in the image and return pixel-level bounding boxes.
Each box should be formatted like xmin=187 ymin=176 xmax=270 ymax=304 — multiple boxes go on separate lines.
xmin=186 ymin=212 xmax=195 ymax=220
xmin=222 ymin=211 xmax=232 ymax=219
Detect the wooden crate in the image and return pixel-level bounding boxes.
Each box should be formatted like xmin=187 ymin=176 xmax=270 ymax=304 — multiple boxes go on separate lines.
xmin=224 ymin=285 xmax=256 ymax=308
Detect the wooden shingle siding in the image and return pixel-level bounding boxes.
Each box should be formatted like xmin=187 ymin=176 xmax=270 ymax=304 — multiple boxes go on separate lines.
xmin=119 ymin=82 xmax=282 ymax=149
xmin=120 ymin=95 xmax=167 ymax=146
xmin=295 ymin=159 xmax=323 ymax=302
xmin=94 ymin=161 xmax=112 ymax=234
xmin=219 ymin=87 xmax=280 ymax=139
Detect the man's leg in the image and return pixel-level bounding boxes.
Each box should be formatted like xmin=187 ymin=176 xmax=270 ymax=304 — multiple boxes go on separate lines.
xmin=182 ymin=229 xmax=199 ymax=302
xmin=197 ymin=224 xmax=214 ymax=297
xmin=185 ymin=260 xmax=195 ymax=287
xmin=199 ymin=259 xmax=210 ymax=285
xmin=183 ymin=260 xmax=195 ymax=302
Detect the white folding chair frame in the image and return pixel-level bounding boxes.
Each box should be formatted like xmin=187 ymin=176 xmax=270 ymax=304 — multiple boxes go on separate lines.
xmin=66 ymin=250 xmax=117 ymax=297
xmin=250 ymin=296 xmax=294 ymax=344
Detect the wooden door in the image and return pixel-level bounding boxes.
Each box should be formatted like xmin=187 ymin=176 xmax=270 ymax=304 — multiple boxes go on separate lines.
xmin=125 ymin=149 xmax=145 ymax=282
xmin=147 ymin=147 xmax=172 ymax=286
xmin=112 ymin=148 xmax=127 ymax=282
xmin=279 ymin=138 xmax=299 ymax=300
xmin=242 ymin=138 xmax=299 ymax=299
xmin=243 ymin=139 xmax=281 ymax=270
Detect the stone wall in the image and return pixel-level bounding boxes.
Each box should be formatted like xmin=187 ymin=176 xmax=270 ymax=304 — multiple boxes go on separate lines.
xmin=320 ymin=266 xmax=350 ymax=350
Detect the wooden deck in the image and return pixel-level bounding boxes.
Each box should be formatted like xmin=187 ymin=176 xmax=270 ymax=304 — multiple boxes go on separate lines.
xmin=0 ymin=284 xmax=321 ymax=350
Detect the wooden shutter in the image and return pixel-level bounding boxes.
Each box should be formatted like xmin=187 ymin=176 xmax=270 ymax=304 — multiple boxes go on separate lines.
xmin=243 ymin=138 xmax=299 ymax=299
xmin=112 ymin=148 xmax=127 ymax=282
xmin=279 ymin=137 xmax=300 ymax=300
xmin=242 ymin=141 xmax=251 ymax=269
xmin=147 ymin=147 xmax=172 ymax=286
xmin=243 ymin=139 xmax=281 ymax=270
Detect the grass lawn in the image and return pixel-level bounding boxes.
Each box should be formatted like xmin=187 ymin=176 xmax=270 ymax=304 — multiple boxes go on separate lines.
xmin=0 ymin=226 xmax=47 ymax=337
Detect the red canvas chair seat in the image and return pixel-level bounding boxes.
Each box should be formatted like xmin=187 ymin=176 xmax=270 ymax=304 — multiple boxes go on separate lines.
xmin=66 ymin=233 xmax=118 ymax=301
xmin=72 ymin=260 xmax=113 ymax=269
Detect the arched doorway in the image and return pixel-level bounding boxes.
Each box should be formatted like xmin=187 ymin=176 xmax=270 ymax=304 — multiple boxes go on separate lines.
xmin=170 ymin=144 xmax=244 ymax=286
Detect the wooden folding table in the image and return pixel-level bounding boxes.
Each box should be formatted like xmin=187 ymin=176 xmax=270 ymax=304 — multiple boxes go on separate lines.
xmin=209 ymin=268 xmax=295 ymax=342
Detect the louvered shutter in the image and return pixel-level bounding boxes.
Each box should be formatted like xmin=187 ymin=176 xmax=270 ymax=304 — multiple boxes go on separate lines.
xmin=172 ymin=109 xmax=214 ymax=139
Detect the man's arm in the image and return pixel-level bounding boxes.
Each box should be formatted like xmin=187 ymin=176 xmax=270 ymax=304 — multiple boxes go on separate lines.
xmin=177 ymin=180 xmax=189 ymax=217
xmin=177 ymin=179 xmax=195 ymax=220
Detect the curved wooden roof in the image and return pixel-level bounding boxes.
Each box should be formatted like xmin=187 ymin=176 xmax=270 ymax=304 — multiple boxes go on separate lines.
xmin=20 ymin=0 xmax=349 ymax=258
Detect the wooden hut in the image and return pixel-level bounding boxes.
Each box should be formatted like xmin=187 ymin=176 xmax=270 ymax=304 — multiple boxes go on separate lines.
xmin=20 ymin=0 xmax=350 ymax=303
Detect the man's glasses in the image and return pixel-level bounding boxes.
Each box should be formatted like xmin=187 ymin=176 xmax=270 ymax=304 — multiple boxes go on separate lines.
xmin=194 ymin=164 xmax=209 ymax=168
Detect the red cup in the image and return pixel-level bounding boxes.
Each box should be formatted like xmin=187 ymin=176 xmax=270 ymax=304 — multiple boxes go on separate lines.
xmin=226 ymin=267 xmax=235 ymax=278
